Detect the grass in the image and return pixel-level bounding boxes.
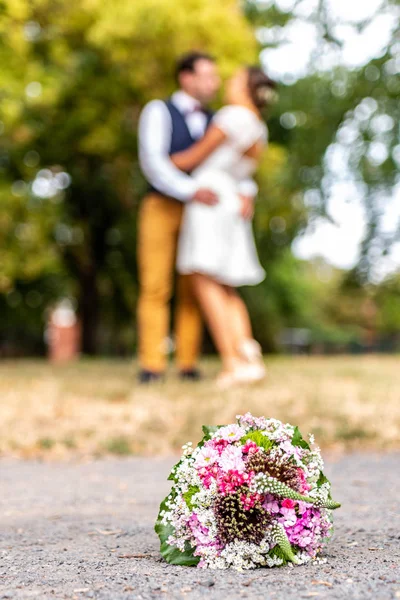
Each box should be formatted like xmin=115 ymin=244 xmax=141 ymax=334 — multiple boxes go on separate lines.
xmin=103 ymin=436 xmax=133 ymax=455
xmin=0 ymin=356 xmax=399 ymax=460
xmin=38 ymin=437 xmax=56 ymax=450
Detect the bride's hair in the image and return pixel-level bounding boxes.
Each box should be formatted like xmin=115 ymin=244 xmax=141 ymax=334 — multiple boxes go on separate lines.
xmin=247 ymin=67 xmax=277 ymax=109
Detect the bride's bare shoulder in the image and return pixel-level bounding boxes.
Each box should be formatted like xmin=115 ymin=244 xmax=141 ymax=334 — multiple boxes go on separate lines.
xmin=214 ymin=105 xmax=262 ymax=125
xmin=215 ymin=104 xmax=256 ymax=116
xmin=213 ymin=105 xmax=264 ymax=142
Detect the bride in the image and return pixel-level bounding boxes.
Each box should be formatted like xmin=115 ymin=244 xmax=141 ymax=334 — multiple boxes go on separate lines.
xmin=172 ymin=66 xmax=276 ymax=388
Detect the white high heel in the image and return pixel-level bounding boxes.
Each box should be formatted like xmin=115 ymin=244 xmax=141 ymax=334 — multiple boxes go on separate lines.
xmin=238 ymin=339 xmax=263 ymax=363
xmin=234 ymin=362 xmax=266 ymax=384
xmin=237 ymin=339 xmax=267 ymax=383
xmin=215 ymin=342 xmax=267 ymax=389
xmin=216 ymin=362 xmax=266 ymax=390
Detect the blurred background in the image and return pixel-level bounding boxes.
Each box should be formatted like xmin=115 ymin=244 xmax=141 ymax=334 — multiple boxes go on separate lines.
xmin=1 ymin=0 xmax=400 ymax=359
xmin=1 ymin=0 xmax=400 ymax=460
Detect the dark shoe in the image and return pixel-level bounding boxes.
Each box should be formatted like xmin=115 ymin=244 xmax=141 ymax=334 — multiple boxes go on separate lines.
xmin=179 ymin=368 xmax=202 ymax=382
xmin=138 ymin=370 xmax=165 ymax=384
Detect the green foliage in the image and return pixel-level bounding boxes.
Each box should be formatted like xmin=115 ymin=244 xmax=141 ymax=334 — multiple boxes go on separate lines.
xmin=0 ymin=0 xmax=256 ymax=353
xmin=242 ymin=252 xmax=315 ymax=351
xmin=291 ymin=426 xmax=311 ymax=450
xmin=1 ymin=0 xmax=400 ymax=354
xmin=270 ymin=522 xmax=300 ymax=564
xmin=317 ymin=472 xmax=330 ymax=488
xmin=155 ymin=494 xmax=200 ymax=566
xmin=245 ymin=0 xmax=400 ymax=285
xmin=38 ymin=437 xmax=55 ymax=450
xmin=197 ymin=424 xmax=223 ymax=450
xmin=268 ymin=544 xmax=296 ymax=566
xmin=202 ymin=425 xmax=222 ymax=439
xmin=375 ymin=275 xmax=400 ymax=334
xmin=103 ymin=436 xmax=132 ymax=455
xmin=183 ymin=486 xmax=200 ymax=510
xmin=240 ymin=430 xmax=274 ymax=452
xmin=168 ymin=459 xmax=183 ymax=482
xmin=63 ymin=436 xmax=77 ymax=449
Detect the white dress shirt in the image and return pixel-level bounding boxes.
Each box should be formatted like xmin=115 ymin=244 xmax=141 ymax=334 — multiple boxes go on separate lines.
xmin=138 ymin=90 xmax=258 ymax=202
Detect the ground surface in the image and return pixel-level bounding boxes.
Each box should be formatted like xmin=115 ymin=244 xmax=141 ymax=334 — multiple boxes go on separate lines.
xmin=1 ymin=453 xmax=399 ymax=600
xmin=1 ymin=357 xmax=400 ymax=458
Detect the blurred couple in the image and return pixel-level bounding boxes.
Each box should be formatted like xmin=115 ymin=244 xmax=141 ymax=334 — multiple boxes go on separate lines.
xmin=137 ymin=51 xmax=276 ymax=388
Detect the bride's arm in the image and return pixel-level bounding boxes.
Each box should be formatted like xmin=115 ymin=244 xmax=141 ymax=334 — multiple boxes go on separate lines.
xmin=170 ymin=125 xmax=226 ymax=172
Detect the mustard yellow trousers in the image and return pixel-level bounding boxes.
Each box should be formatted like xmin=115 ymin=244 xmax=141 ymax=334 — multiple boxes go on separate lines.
xmin=137 ymin=193 xmax=202 ymax=372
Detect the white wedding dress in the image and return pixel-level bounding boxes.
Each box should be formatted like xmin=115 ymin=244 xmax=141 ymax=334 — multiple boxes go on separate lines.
xmin=177 ymin=105 xmax=267 ymax=287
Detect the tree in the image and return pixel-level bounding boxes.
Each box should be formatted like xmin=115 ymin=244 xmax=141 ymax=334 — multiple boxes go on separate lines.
xmin=245 ymin=0 xmax=400 ymax=282
xmin=1 ymin=0 xmax=400 ymax=355
xmin=0 ymin=0 xmax=257 ymax=353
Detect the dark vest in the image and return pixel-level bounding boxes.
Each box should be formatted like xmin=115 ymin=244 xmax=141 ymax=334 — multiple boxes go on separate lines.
xmin=148 ymin=98 xmax=214 ymax=197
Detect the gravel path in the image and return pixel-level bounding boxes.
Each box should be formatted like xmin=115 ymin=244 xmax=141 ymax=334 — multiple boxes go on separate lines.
xmin=1 ymin=453 xmax=399 ymax=600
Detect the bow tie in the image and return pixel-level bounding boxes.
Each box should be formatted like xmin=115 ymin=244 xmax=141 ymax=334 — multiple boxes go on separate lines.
xmin=184 ymin=105 xmax=205 ymax=116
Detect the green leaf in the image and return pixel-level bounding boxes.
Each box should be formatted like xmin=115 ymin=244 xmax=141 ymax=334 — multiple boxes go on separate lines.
xmin=155 ymin=522 xmax=200 ymax=566
xmin=268 ymin=542 xmax=299 ymax=566
xmin=155 ymin=496 xmax=200 ymax=567
xmin=183 ymin=485 xmax=200 ymax=510
xmin=168 ymin=459 xmax=183 ymax=482
xmin=268 ymin=546 xmax=288 ymax=566
xmin=291 ymin=426 xmax=311 ymax=450
xmin=240 ymin=430 xmax=274 ymax=452
xmin=316 ymin=471 xmax=330 ymax=488
xmin=316 ymin=470 xmax=335 ymax=502
xmin=197 ymin=425 xmax=224 ymax=450
xmin=202 ymin=425 xmax=222 ymax=438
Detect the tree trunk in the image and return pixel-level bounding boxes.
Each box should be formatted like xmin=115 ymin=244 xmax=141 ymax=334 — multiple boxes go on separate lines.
xmin=79 ymin=268 xmax=99 ymax=355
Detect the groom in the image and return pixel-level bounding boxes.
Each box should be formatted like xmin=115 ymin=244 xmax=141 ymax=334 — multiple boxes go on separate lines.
xmin=137 ymin=51 xmax=220 ymax=383
xmin=137 ymin=51 xmax=257 ymax=383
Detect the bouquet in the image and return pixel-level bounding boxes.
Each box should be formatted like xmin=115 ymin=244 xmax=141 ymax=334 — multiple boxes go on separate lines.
xmin=155 ymin=413 xmax=340 ymax=570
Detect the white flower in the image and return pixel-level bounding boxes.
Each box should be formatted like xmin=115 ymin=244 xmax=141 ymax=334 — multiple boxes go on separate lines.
xmin=215 ymin=538 xmax=272 ymax=571
xmin=175 ymin=458 xmax=202 ymax=487
xmin=195 ymin=446 xmax=219 ymax=469
xmin=218 ymin=445 xmax=245 ymax=473
xmin=216 ymin=424 xmax=246 ymax=442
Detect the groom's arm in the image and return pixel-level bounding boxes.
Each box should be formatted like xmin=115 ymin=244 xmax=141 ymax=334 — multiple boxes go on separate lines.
xmin=139 ymin=100 xmax=202 ymax=202
xmin=168 ymin=120 xmax=259 ymax=201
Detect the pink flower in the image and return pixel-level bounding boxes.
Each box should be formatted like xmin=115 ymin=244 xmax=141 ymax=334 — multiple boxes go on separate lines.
xmin=283 ymin=506 xmax=333 ymax=556
xmin=280 ymin=440 xmax=303 ymax=460
xmin=198 ymin=465 xmax=219 ymax=488
xmin=279 ymin=507 xmax=297 ymax=527
xmin=263 ymin=493 xmax=280 ymax=514
xmin=297 ymin=468 xmax=311 ymax=493
xmin=218 ymin=445 xmax=245 ymax=473
xmin=195 ymin=446 xmax=219 ymax=469
xmin=296 ymin=501 xmax=310 ymax=515
xmin=242 ymin=440 xmax=259 ymax=456
xmin=240 ymin=492 xmax=262 ymax=511
xmin=282 ymin=498 xmax=296 ymax=509
xmin=188 ymin=513 xmax=210 ymax=545
xmin=217 ymin=470 xmax=250 ymax=495
xmin=297 ymin=532 xmax=313 ymax=547
xmin=212 ymin=438 xmax=230 ymax=455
